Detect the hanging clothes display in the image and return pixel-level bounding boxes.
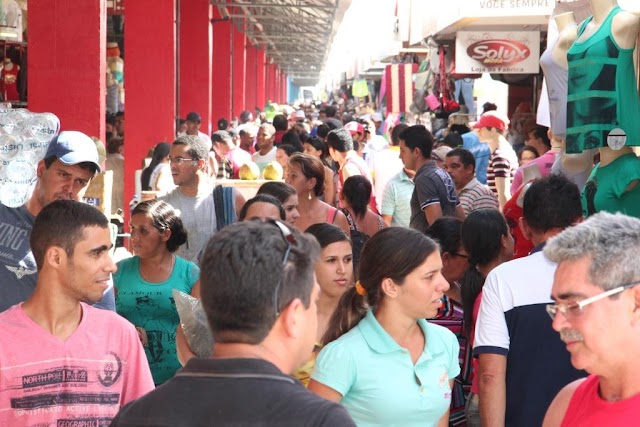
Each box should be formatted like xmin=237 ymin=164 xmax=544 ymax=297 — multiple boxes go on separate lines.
xmin=383 ymin=63 xmax=417 ymax=114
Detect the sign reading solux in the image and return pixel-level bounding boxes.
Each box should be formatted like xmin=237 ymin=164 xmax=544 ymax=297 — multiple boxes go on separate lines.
xmin=456 ymin=31 xmax=540 ymax=74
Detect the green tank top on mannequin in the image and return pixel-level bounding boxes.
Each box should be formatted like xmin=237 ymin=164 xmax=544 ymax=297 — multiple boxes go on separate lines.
xmin=566 ymin=6 xmax=640 ymax=154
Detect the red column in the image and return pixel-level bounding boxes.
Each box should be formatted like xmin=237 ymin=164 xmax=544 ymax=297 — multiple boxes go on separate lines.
xmin=180 ymin=0 xmax=212 ymax=135
xmin=256 ymin=49 xmax=266 ymax=111
xmin=211 ymin=7 xmax=232 ymax=125
xmin=245 ymin=43 xmax=258 ymax=114
xmin=232 ymin=26 xmax=246 ymax=119
xmin=125 ymin=0 xmax=176 ymax=222
xmin=281 ymin=73 xmax=287 ymax=104
xmin=274 ymin=67 xmax=280 ymax=104
xmin=268 ymin=63 xmax=276 ymax=104
xmin=29 ymin=0 xmax=105 ymax=139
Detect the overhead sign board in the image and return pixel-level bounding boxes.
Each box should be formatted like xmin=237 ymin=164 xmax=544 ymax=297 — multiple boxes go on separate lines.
xmin=468 ymin=0 xmax=554 ymax=16
xmin=456 ymin=31 xmax=541 ymax=74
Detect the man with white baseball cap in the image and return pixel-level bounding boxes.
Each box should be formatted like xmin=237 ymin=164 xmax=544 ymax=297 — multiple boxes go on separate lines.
xmin=0 ymin=130 xmax=114 ymax=313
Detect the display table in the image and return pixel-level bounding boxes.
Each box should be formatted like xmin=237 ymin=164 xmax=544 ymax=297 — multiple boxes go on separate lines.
xmin=216 ymin=179 xmax=283 ymax=200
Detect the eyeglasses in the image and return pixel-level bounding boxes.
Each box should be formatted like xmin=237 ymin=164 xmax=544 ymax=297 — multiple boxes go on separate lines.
xmin=169 ymin=156 xmax=196 ymax=165
xmin=451 ymin=252 xmax=469 ymax=260
xmin=546 ymin=282 xmax=639 ymax=321
xmin=270 ymin=220 xmax=297 ymax=317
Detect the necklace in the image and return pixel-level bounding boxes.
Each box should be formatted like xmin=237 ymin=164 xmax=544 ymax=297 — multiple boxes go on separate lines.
xmin=139 ymin=255 xmax=175 ymax=283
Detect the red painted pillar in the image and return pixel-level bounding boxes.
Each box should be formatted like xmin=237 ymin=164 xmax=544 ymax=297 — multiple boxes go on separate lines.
xmin=211 ymin=8 xmax=232 ymax=125
xmin=125 ymin=0 xmax=176 ymax=222
xmin=232 ymin=26 xmax=246 ymax=119
xmin=268 ymin=63 xmax=276 ymax=104
xmin=245 ymin=43 xmax=258 ymax=114
xmin=29 ymin=0 xmax=106 ymax=139
xmin=180 ymin=0 xmax=212 ymax=135
xmin=256 ymin=49 xmax=266 ymax=111
xmin=281 ymin=73 xmax=287 ymax=104
xmin=273 ymin=67 xmax=282 ymax=104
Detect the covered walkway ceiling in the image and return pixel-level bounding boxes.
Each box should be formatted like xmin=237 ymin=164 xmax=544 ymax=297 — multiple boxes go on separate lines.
xmin=212 ymin=0 xmax=351 ymax=87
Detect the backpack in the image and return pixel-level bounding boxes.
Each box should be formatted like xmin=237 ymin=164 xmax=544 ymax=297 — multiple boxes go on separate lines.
xmin=213 ymin=185 xmax=237 ymax=231
xmin=342 ymin=209 xmax=369 ymax=279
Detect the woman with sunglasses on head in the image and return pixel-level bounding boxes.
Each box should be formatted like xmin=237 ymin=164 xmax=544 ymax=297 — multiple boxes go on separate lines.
xmin=426 ymin=217 xmax=472 ymax=426
xmin=308 ymin=227 xmax=459 ymax=426
xmin=286 ymin=153 xmax=350 ymax=236
xmin=459 ymin=209 xmax=514 ymax=426
xmin=114 ymin=199 xmax=200 ymax=386
xmin=293 ymin=223 xmax=353 ymax=386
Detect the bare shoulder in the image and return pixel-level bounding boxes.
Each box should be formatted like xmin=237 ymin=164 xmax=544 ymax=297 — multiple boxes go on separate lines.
xmin=612 ymin=10 xmax=640 ymax=49
xmin=542 ymin=378 xmax=586 ymax=427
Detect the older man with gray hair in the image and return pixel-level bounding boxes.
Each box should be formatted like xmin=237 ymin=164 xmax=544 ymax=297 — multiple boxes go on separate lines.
xmin=542 ymin=212 xmax=640 ymax=426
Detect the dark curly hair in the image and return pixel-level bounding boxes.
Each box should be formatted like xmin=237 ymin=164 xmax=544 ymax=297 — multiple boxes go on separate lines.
xmin=132 ymin=199 xmax=188 ymax=253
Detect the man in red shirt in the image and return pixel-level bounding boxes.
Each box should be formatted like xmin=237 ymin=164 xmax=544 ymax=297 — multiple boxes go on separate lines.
xmin=543 ymin=212 xmax=640 ymax=426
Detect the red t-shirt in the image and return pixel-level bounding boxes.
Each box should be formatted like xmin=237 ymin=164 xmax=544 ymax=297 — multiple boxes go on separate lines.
xmin=561 ymin=375 xmax=640 ymax=426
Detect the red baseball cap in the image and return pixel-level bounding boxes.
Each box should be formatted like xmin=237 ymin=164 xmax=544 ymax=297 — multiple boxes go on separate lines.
xmin=473 ymin=114 xmax=507 ymax=131
xmin=344 ymin=121 xmax=364 ymax=135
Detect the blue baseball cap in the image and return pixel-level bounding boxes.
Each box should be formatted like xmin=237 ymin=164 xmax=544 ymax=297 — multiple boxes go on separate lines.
xmin=45 ymin=131 xmax=101 ymax=172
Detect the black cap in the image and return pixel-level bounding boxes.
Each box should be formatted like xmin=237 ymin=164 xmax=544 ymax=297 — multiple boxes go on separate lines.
xmin=186 ymin=112 xmax=202 ymax=123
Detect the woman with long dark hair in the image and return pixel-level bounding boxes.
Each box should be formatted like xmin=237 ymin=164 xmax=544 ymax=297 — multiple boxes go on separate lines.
xmin=309 ymin=227 xmax=459 ymax=426
xmin=293 ymin=223 xmax=353 ymax=386
xmin=460 ymin=209 xmax=513 ymax=426
xmin=141 ymin=142 xmax=174 ymax=194
xmin=303 ymin=136 xmax=336 ymax=205
xmin=426 ymin=217 xmax=470 ymax=426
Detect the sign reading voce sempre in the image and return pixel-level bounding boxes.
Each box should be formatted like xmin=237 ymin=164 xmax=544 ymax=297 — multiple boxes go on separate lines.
xmin=455 ymin=31 xmax=540 ymax=74
xmin=470 ymin=0 xmax=554 ymax=16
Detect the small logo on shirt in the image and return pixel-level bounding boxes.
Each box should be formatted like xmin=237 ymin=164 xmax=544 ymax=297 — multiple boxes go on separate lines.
xmin=6 ymin=265 xmax=36 ymax=279
xmin=97 ymin=352 xmax=123 ymax=388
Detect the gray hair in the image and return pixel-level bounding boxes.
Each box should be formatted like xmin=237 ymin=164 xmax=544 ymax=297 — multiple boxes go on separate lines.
xmin=544 ymin=212 xmax=640 ymax=291
xmin=173 ymin=134 xmax=210 ymax=161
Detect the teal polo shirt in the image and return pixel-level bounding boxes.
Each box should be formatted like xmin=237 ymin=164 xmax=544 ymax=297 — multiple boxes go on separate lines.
xmin=312 ymin=309 xmax=460 ymax=427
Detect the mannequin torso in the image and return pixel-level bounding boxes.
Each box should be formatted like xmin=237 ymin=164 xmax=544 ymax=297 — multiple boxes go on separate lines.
xmin=552 ymin=13 xmax=578 ymax=67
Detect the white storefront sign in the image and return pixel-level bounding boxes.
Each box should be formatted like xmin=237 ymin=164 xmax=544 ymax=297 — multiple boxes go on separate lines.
xmin=456 ymin=31 xmax=540 ymax=74
xmin=469 ymin=0 xmax=554 ymax=16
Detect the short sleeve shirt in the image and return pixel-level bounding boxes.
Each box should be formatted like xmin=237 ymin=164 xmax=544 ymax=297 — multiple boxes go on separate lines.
xmin=312 ymin=310 xmax=460 ymax=427
xmin=410 ymin=161 xmax=459 ymax=233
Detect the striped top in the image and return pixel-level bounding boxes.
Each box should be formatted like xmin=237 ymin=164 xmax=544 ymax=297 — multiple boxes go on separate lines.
xmin=380 ymin=169 xmax=414 ymax=227
xmin=459 ymin=178 xmax=499 ymax=216
xmin=487 ymin=142 xmax=518 ymax=197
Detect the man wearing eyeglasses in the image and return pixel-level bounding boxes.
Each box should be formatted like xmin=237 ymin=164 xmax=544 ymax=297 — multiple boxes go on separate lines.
xmin=111 ymin=220 xmax=356 ymax=426
xmin=473 ymin=175 xmax=585 ymax=427
xmin=541 ymin=212 xmax=640 ymax=426
xmin=160 ymin=135 xmax=245 ymax=262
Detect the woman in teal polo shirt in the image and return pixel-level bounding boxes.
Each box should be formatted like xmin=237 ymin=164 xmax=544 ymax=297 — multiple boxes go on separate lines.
xmin=309 ymin=227 xmax=460 ymax=426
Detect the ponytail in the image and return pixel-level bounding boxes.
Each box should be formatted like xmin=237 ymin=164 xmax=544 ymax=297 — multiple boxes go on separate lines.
xmin=320 ymin=285 xmax=370 ymax=345
xmin=460 ymin=263 xmax=485 ymax=338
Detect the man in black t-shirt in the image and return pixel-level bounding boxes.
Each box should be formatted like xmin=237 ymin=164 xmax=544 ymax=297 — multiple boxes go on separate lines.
xmin=111 ymin=221 xmax=355 ymax=426
xmin=399 ymin=125 xmax=464 ymax=233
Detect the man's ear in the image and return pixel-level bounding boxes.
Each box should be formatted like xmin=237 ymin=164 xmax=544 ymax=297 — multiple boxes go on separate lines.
xmin=44 ymin=246 xmax=66 ymax=270
xmin=519 ymin=216 xmax=532 ymax=242
xmin=279 ymin=298 xmax=305 ymax=339
xmin=36 ymin=159 xmax=47 ymax=179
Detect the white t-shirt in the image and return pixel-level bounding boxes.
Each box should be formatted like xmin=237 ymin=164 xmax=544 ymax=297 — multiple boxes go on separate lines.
xmin=252 ymin=146 xmax=277 ymax=175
